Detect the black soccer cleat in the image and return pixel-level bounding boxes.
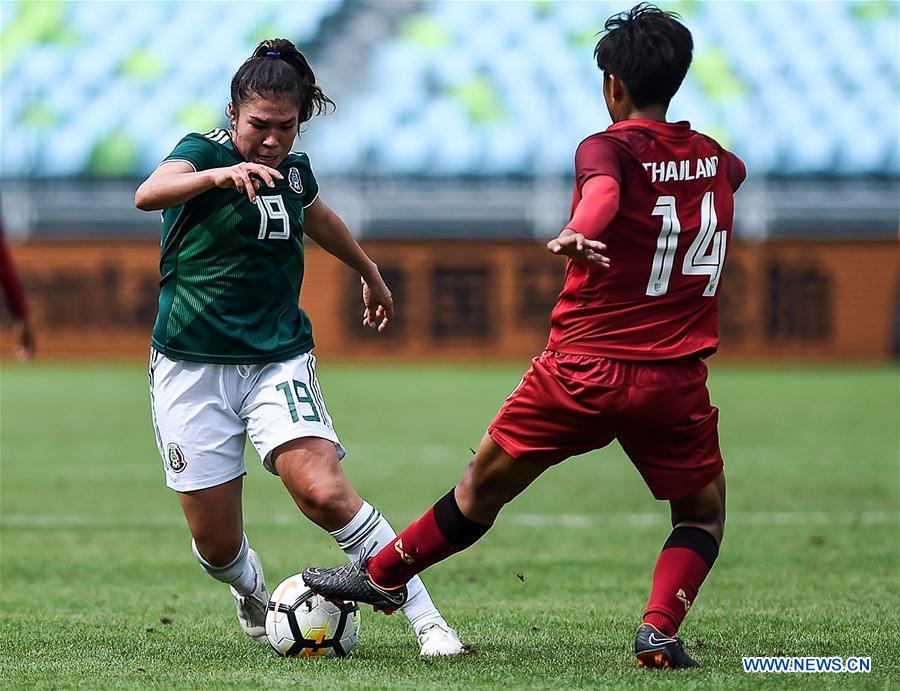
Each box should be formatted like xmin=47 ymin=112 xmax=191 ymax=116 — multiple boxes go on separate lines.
xmin=634 ymin=623 xmax=699 ymax=669
xmin=302 ymin=559 xmax=408 ymax=614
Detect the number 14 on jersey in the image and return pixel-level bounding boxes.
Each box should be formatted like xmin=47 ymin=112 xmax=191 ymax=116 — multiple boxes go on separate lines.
xmin=646 ymin=191 xmax=726 ymax=297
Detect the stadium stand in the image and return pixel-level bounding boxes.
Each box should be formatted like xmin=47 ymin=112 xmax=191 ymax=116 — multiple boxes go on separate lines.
xmin=1 ymin=0 xmax=897 ymax=178
xmin=0 ymin=0 xmax=344 ymax=176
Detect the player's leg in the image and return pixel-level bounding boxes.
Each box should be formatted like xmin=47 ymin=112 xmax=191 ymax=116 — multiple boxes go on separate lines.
xmin=361 ymin=353 xmax=599 ymax=590
xmin=271 ymin=438 xmax=463 ymax=654
xmin=456 ymin=433 xmax=549 ymax=523
xmin=148 ymin=350 xmax=267 ymax=642
xmin=271 ymin=437 xmax=360 ymax=532
xmin=632 ymin=473 xmax=724 ymax=669
xmin=670 ymin=468 xmax=726 ymax=541
xmin=303 ymin=351 xmax=599 ymax=607
xmin=365 ymin=432 xmax=546 ymax=589
xmin=302 ymin=431 xmax=547 ymax=607
xmin=643 ymin=471 xmax=725 ymax=630
xmin=178 ymin=478 xmax=269 ymax=642
xmin=247 ymin=353 xmax=463 ymax=654
xmin=615 ymin=358 xmax=724 ymax=668
xmin=179 ymin=476 xmax=245 ymax=575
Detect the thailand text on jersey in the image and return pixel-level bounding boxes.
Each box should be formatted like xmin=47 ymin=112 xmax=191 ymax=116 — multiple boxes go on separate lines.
xmin=151 ymin=129 xmax=319 ymax=364
xmin=548 ymin=119 xmax=746 ymax=360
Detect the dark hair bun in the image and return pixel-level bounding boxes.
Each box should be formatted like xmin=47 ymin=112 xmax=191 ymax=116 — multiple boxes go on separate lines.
xmin=252 ymin=38 xmax=301 ymax=60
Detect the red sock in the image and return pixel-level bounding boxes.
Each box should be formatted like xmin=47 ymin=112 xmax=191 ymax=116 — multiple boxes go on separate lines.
xmin=368 ymin=489 xmax=490 ymax=589
xmin=642 ymin=527 xmax=719 ymax=636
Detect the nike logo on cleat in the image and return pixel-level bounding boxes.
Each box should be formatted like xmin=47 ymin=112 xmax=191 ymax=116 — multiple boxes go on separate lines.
xmin=648 ymin=633 xmax=678 ymax=646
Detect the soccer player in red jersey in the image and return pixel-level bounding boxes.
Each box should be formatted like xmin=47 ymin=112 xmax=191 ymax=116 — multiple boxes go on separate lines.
xmin=304 ymin=3 xmax=746 ymax=669
xmin=0 ymin=219 xmax=36 ymax=360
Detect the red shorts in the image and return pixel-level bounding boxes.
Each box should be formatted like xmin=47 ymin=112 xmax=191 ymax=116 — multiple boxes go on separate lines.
xmin=488 ymin=350 xmax=723 ymax=500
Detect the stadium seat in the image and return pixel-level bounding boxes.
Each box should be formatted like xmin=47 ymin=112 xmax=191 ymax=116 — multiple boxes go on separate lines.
xmin=0 ymin=0 xmax=897 ymax=177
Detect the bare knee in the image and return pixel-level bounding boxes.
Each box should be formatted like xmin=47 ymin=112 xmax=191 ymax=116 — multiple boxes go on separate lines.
xmin=669 ymin=474 xmax=726 ymax=544
xmin=673 ymin=512 xmax=725 ymax=544
xmin=458 ymin=463 xmax=513 ymax=515
xmin=193 ymin=530 xmax=243 ymax=567
xmin=300 ymin=478 xmax=355 ymax=518
xmin=178 ymin=478 xmax=244 ymax=567
xmin=455 ymin=436 xmax=545 ymax=525
xmin=275 ymin=444 xmax=360 ymax=531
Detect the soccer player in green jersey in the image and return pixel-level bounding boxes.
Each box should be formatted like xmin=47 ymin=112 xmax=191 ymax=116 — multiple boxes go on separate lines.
xmin=135 ymin=38 xmax=463 ymax=656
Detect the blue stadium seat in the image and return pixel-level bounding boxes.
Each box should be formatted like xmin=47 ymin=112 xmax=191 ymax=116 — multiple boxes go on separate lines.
xmin=0 ymin=0 xmax=897 ymax=177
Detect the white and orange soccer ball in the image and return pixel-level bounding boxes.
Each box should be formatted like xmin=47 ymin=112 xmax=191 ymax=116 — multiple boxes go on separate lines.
xmin=265 ymin=574 xmax=360 ymax=658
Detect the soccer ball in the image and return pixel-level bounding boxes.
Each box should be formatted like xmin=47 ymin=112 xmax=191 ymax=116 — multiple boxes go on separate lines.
xmin=265 ymin=574 xmax=360 ymax=658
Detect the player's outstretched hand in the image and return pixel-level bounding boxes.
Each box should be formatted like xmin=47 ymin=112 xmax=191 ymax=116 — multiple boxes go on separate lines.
xmin=13 ymin=316 xmax=36 ymax=361
xmin=211 ymin=163 xmax=284 ymax=203
xmin=361 ymin=275 xmax=393 ymax=333
xmin=547 ymin=229 xmax=610 ymax=267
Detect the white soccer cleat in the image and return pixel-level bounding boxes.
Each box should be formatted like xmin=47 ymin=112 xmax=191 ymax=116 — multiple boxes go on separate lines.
xmin=417 ymin=622 xmax=465 ymax=657
xmin=230 ymin=548 xmax=268 ymax=644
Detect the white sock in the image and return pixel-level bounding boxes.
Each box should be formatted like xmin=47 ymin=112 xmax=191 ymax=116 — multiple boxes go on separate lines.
xmin=331 ymin=501 xmax=445 ymax=635
xmin=192 ymin=533 xmax=257 ymax=595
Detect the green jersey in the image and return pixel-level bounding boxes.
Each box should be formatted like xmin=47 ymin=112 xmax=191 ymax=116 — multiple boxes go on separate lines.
xmin=151 ymin=128 xmax=318 ymax=364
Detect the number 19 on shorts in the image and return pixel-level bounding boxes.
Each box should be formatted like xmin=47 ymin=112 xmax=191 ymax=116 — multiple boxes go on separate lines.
xmin=276 ymin=380 xmax=321 ymax=423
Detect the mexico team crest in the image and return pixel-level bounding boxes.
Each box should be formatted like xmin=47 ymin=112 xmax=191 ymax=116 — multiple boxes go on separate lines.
xmin=288 ymin=167 xmax=303 ymax=195
xmin=167 ymin=443 xmax=187 ymax=473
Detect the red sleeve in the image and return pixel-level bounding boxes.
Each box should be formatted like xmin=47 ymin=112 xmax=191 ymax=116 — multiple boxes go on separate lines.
xmin=0 ymin=230 xmax=29 ymax=319
xmin=575 ymin=135 xmax=625 ymax=191
xmin=723 ymin=151 xmax=746 ymax=192
xmin=565 ymin=175 xmax=621 ymax=240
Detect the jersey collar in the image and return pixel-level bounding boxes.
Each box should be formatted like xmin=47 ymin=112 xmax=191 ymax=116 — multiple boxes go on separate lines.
xmin=607 ymin=119 xmax=692 ymax=138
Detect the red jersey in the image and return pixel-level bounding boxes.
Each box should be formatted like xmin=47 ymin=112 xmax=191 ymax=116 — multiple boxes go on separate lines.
xmin=548 ymin=120 xmax=746 ymax=360
xmin=0 ymin=228 xmax=28 ymax=319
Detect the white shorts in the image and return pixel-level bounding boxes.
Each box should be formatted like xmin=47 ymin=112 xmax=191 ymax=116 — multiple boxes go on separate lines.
xmin=148 ymin=348 xmax=346 ymax=492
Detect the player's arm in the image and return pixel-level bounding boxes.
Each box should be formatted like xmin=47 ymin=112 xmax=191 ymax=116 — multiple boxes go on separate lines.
xmin=303 ymin=198 xmax=393 ymax=332
xmin=135 ymin=161 xmax=284 ymax=210
xmin=547 ymin=175 xmax=619 ymax=266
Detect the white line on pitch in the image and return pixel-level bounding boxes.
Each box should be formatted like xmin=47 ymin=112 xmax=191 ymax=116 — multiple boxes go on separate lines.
xmin=509 ymin=511 xmax=897 ymax=528
xmin=1 ymin=510 xmax=895 ymax=530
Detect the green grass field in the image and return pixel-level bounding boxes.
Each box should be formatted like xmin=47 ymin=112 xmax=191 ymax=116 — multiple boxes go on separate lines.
xmin=1 ymin=362 xmax=898 ymax=689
